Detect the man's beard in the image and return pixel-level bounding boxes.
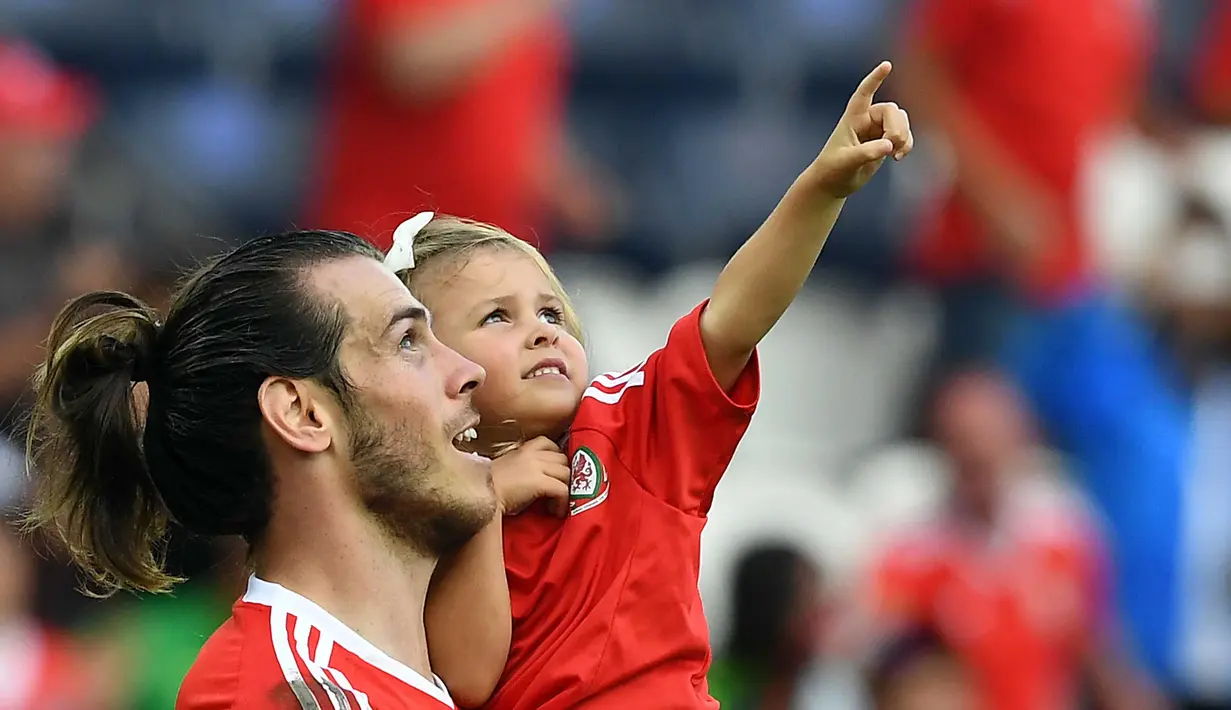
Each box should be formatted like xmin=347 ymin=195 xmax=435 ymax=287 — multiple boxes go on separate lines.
xmin=346 ymin=405 xmax=493 ymax=559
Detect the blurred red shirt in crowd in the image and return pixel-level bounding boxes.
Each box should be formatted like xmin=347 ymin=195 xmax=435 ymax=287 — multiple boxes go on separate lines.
xmin=1193 ymin=0 xmax=1231 ymax=123
xmin=861 ymin=372 xmax=1159 ymax=710
xmin=871 ymin=479 xmax=1109 ymax=710
xmin=309 ymin=0 xmax=567 ymax=251
xmin=0 ymin=525 xmax=110 ymax=710
xmin=901 ymin=0 xmax=1150 ymax=303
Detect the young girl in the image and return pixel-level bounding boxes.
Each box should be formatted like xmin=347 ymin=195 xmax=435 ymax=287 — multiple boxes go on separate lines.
xmin=403 ymin=62 xmax=912 ymax=709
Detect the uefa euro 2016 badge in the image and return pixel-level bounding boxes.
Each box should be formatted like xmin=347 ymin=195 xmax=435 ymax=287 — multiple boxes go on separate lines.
xmin=569 ymin=447 xmax=610 ymax=516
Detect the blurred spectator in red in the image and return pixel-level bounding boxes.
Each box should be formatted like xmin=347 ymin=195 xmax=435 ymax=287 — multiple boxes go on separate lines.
xmin=0 ymin=40 xmax=131 ymax=435
xmin=895 ymin=0 xmax=1188 ymax=689
xmin=1192 ymin=0 xmax=1231 ymax=124
xmin=309 ymin=0 xmax=612 ymax=251
xmin=0 ymin=522 xmax=117 ymax=709
xmin=867 ymin=627 xmax=975 ymax=710
xmin=897 ymin=0 xmax=1148 ymax=303
xmin=865 ymin=372 xmax=1163 ymax=710
xmin=708 ymin=543 xmax=827 ymax=710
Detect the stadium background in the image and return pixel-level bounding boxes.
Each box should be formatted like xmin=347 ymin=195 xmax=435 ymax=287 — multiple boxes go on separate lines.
xmin=0 ymin=0 xmax=1230 ymax=707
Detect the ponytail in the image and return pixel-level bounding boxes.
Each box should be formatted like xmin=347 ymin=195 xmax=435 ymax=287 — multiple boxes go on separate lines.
xmin=25 ymin=291 xmax=180 ymax=595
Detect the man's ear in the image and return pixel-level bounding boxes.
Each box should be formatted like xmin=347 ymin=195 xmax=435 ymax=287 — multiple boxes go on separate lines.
xmin=257 ymin=377 xmax=335 ymax=454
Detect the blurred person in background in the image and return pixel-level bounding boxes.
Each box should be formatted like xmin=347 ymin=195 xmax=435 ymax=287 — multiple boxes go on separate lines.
xmin=866 ymin=371 xmax=1163 ymax=710
xmin=708 ymin=543 xmax=830 ymax=710
xmin=894 ymin=0 xmax=1189 ymax=689
xmin=1144 ymin=190 xmax=1231 ymax=710
xmin=310 ymin=0 xmax=613 ymax=251
xmin=0 ymin=521 xmax=116 ymax=709
xmin=0 ymin=39 xmax=131 ymax=436
xmin=866 ymin=627 xmax=974 ymax=710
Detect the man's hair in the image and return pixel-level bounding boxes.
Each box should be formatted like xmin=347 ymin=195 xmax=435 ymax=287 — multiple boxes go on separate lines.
xmin=24 ymin=230 xmax=382 ymax=596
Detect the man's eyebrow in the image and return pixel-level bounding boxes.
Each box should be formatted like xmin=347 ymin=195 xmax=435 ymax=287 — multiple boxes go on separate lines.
xmin=385 ymin=305 xmax=429 ymax=334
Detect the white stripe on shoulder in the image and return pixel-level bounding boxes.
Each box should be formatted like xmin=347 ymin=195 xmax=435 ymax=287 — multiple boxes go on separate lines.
xmin=325 ymin=668 xmax=373 ymax=710
xmin=295 ymin=619 xmax=351 ymax=710
xmin=269 ymin=607 xmax=322 ymax=710
xmin=583 ymin=368 xmax=646 ymax=405
xmin=591 ymin=363 xmax=645 ymax=388
xmin=244 ymin=576 xmax=455 ymax=708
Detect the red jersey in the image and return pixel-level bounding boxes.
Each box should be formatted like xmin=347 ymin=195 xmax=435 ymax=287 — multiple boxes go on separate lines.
xmin=485 ymin=301 xmax=760 ymax=710
xmin=178 ymin=576 xmax=455 ymax=710
xmin=869 ymin=478 xmax=1110 ymax=710
xmin=310 ymin=0 xmax=566 ymax=250
xmin=907 ymin=0 xmax=1149 ymax=302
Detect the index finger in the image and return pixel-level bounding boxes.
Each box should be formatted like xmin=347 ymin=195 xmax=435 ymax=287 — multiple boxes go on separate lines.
xmin=848 ymin=61 xmax=892 ymax=112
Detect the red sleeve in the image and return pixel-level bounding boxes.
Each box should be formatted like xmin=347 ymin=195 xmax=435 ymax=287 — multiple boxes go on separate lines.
xmin=582 ymin=300 xmax=759 ymax=515
xmin=905 ymin=0 xmax=993 ymax=56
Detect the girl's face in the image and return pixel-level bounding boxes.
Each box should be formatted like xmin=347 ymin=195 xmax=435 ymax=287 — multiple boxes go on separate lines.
xmin=415 ymin=248 xmax=589 ymax=448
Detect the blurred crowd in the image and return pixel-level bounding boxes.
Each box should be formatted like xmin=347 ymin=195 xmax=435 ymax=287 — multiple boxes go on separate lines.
xmin=2 ymin=0 xmax=1231 ymax=708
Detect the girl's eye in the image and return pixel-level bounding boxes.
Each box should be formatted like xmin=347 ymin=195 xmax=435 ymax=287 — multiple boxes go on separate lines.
xmin=481 ymin=309 xmax=508 ymax=326
xmin=539 ymin=307 xmax=564 ymax=326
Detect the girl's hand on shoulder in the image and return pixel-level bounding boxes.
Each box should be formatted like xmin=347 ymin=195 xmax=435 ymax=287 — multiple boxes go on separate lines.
xmin=492 ymin=437 xmax=571 ymax=518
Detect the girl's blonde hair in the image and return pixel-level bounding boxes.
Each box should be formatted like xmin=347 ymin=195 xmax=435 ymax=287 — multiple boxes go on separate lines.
xmin=396 ymin=216 xmax=583 ymax=344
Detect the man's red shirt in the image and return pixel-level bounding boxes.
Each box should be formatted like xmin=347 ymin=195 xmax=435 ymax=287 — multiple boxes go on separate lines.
xmin=178 ymin=577 xmax=456 ymax=710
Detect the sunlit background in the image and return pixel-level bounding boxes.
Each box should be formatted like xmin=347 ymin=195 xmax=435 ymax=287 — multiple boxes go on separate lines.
xmin=1 ymin=0 xmax=1230 ymax=708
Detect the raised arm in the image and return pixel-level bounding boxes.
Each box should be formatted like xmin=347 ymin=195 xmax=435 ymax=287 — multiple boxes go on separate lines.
xmin=701 ymin=62 xmax=913 ymax=389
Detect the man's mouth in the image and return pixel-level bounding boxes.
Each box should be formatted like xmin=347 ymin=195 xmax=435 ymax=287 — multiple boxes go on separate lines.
xmin=451 ymin=424 xmax=479 ymax=454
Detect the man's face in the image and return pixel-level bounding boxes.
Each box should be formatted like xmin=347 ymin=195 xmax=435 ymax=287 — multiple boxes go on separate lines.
xmin=312 ymin=257 xmax=497 ymax=557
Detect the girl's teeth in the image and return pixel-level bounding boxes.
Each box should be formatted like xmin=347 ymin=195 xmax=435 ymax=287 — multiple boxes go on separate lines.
xmin=531 ymin=367 xmax=562 ymax=378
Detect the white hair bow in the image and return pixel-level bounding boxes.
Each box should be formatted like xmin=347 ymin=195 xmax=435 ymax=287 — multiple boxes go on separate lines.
xmin=383 ymin=211 xmax=435 ymax=272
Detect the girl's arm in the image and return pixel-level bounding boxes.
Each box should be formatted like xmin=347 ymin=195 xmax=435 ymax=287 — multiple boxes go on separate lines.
xmin=701 ymin=62 xmax=913 ymax=390
xmin=425 ymin=438 xmax=571 ymax=707
xmin=425 ymin=519 xmax=511 ymax=708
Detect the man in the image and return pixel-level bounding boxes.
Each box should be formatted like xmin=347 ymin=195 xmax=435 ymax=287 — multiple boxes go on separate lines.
xmin=895 ymin=0 xmax=1187 ymax=688
xmin=23 ymin=229 xmax=498 ymax=708
xmin=310 ymin=0 xmax=609 ymax=251
xmin=867 ymin=372 xmax=1163 ymax=710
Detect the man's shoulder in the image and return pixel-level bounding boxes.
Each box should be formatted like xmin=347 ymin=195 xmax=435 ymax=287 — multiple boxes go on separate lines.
xmin=177 ymin=606 xmax=282 ymax=709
